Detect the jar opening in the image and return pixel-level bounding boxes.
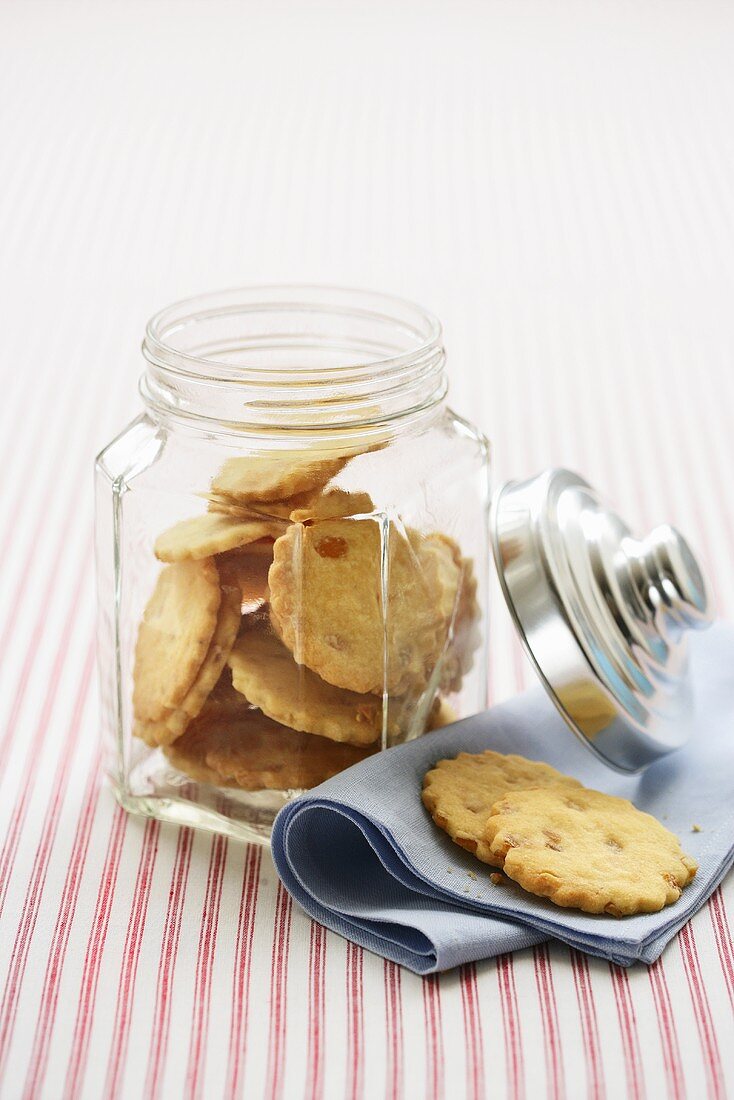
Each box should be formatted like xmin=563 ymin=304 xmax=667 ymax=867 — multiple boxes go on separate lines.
xmin=141 ymin=285 xmax=447 ymax=432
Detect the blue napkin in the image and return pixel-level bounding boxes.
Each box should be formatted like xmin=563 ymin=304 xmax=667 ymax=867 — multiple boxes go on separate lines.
xmin=271 ymin=625 xmax=734 ymax=974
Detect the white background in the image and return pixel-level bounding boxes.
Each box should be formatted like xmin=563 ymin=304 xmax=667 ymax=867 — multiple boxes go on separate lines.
xmin=1 ymin=2 xmax=733 ymax=1097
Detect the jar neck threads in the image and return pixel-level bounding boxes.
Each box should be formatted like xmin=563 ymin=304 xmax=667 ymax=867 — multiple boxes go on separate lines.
xmin=141 ymin=286 xmax=447 ymax=434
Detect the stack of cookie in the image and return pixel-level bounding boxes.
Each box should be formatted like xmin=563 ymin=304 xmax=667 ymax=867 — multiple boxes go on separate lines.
xmin=132 ymin=446 xmax=480 ymax=791
xmin=423 ymin=751 xmax=697 ymax=916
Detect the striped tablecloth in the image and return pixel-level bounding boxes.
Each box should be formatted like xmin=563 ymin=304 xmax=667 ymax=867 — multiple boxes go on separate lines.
xmin=1 ymin=1 xmax=733 ymax=1096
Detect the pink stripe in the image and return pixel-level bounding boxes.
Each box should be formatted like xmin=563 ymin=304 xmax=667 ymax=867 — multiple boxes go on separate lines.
xmin=223 ymin=844 xmax=262 ymax=1100
xmin=421 ymin=974 xmax=444 ymax=1100
xmin=608 ymin=964 xmax=646 ymax=1100
xmin=0 ymin=347 xmax=99 ymax=680
xmin=459 ymin=963 xmax=485 ymax=1100
xmin=345 ymin=941 xmax=364 ymax=1100
xmin=496 ymin=954 xmax=525 ymax=1100
xmin=0 ymin=439 xmax=54 ymax=581
xmin=304 ymin=921 xmax=326 ymax=1100
xmin=143 ymin=826 xmax=195 ymax=1100
xmin=708 ymin=888 xmax=734 ymax=1013
xmin=264 ymin=883 xmax=293 ymax=1100
xmin=63 ymin=805 xmax=128 ymax=1099
xmin=678 ymin=922 xmax=725 ymax=1099
xmin=383 ymin=961 xmax=403 ymax=1100
xmin=0 ymin=342 xmax=119 ymax=777
xmin=532 ymin=944 xmax=566 ymax=1100
xmin=103 ymin=817 xmax=161 ymax=1099
xmin=647 ymin=958 xmax=685 ymax=1100
xmin=569 ymin=951 xmax=605 ymax=1100
xmin=185 ymin=833 xmax=228 ymax=1100
xmin=0 ymin=546 xmax=90 ymax=919
xmin=22 ymin=746 xmax=104 ymax=1099
xmin=0 ymin=640 xmax=94 ymax=1078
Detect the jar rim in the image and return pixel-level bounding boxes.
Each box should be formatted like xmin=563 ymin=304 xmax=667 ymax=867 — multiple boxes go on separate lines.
xmin=140 ymin=284 xmax=447 ymax=431
xmin=143 ymin=284 xmax=443 ymax=380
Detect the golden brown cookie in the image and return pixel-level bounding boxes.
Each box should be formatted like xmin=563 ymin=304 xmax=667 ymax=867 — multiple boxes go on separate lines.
xmin=288 ymin=489 xmax=375 ymax=523
xmin=164 ymin=728 xmax=231 ymax=786
xmin=483 ymin=787 xmax=698 ymax=916
xmin=442 ymin=557 xmax=482 ymax=692
xmin=244 ymin=490 xmax=321 ymax=520
xmin=219 ymin=487 xmax=375 ymax=524
xmin=423 ymin=534 xmax=462 ymax=616
xmin=422 ymin=751 xmax=583 ymax=866
xmin=209 ymin=487 xmax=321 ymax=521
xmin=268 ymin=519 xmax=445 ymax=695
xmin=154 ymin=513 xmax=284 ymax=562
xmin=206 ymin=495 xmax=260 ymax=519
xmin=227 ymin=617 xmax=384 ymax=745
xmin=164 ymin=675 xmax=376 ymax=790
xmin=420 ymin=534 xmax=481 ymax=694
xmin=133 ymin=558 xmax=222 ymax=722
xmin=135 ymin=585 xmax=242 ymax=746
xmin=210 ymin=449 xmax=352 ymax=505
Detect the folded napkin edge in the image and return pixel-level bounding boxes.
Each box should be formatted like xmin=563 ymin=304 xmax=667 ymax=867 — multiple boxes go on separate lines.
xmin=274 ymin=795 xmax=724 ymax=956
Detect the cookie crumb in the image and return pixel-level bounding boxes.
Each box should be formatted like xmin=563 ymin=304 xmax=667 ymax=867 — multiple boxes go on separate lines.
xmin=490 ymin=873 xmax=504 ymax=886
xmin=467 ymin=870 xmax=477 ymax=881
xmin=446 ymin=867 xmax=453 ymax=874
xmin=691 ymin=824 xmax=702 ymax=833
xmin=463 ymin=886 xmax=471 ymax=893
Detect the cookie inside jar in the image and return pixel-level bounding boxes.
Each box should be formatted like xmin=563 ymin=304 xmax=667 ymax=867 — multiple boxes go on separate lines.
xmin=131 ymin=446 xmax=481 ymax=801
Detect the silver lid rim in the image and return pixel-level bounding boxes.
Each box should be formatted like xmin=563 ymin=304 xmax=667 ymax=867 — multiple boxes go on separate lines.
xmin=491 ymin=479 xmax=637 ymax=774
xmin=490 ymin=469 xmax=712 ymax=774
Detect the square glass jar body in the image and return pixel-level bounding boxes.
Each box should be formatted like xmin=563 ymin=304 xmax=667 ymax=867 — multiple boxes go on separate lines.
xmin=95 ymin=288 xmax=491 ymax=843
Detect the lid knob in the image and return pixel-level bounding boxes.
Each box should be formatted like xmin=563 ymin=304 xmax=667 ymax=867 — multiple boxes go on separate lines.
xmin=492 ymin=470 xmax=714 ymax=773
xmin=623 ymin=524 xmax=711 ymax=636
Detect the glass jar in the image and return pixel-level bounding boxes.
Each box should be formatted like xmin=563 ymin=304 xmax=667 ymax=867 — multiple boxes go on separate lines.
xmin=95 ymin=287 xmax=491 ymax=843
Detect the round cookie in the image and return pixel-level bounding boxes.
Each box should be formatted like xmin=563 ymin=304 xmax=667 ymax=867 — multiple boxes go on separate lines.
xmin=135 ymin=584 xmax=242 ymax=746
xmin=164 ymin=677 xmax=376 ymax=790
xmin=164 ymin=728 xmax=231 ymax=787
xmin=133 ymin=558 xmax=221 ymax=722
xmin=268 ymin=518 xmax=445 ymax=695
xmin=288 ymin=489 xmax=374 ymax=523
xmin=441 ymin=556 xmax=482 ymax=693
xmin=154 ymin=513 xmax=284 ymax=562
xmin=221 ymin=487 xmax=375 ymax=524
xmin=483 ymin=787 xmax=698 ymax=916
xmin=227 ymin=617 xmax=384 ymax=746
xmin=210 ymin=449 xmax=353 ymax=505
xmin=422 ymin=751 xmax=584 ymax=867
xmin=421 ymin=533 xmax=463 ymax=629
xmin=420 ymin=533 xmax=481 ymax=694
xmin=239 ymin=488 xmax=323 ymax=521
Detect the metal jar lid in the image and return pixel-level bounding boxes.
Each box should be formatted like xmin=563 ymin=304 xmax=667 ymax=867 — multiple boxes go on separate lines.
xmin=491 ymin=469 xmax=712 ymax=773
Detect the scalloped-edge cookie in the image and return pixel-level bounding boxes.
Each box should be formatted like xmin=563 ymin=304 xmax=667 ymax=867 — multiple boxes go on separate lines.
xmin=228 ymin=618 xmax=384 ymax=745
xmin=154 ymin=512 xmax=284 ymax=562
xmin=135 ymin=584 xmax=242 ymax=746
xmin=210 ymin=449 xmax=354 ymax=505
xmin=269 ymin=519 xmax=446 ymax=695
xmin=422 ymin=751 xmax=583 ymax=867
xmin=483 ymin=786 xmax=697 ymax=916
xmin=133 ymin=558 xmax=221 ymax=722
xmin=164 ymin=674 xmax=376 ymax=790
xmin=288 ymin=489 xmax=375 ymax=523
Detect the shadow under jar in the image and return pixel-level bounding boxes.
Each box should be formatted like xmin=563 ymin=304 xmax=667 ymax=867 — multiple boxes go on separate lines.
xmin=95 ymin=286 xmax=491 ymax=843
